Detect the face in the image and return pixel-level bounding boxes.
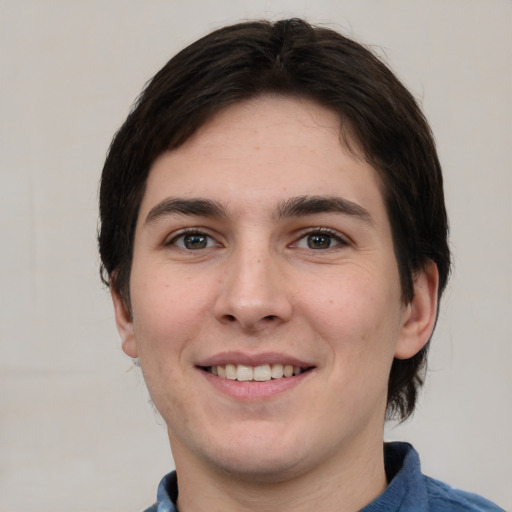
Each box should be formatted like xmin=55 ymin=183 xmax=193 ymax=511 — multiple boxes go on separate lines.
xmin=113 ymin=96 xmax=435 ymax=482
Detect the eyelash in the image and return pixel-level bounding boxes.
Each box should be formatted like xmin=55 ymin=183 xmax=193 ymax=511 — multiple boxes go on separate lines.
xmin=166 ymin=226 xmax=349 ymax=253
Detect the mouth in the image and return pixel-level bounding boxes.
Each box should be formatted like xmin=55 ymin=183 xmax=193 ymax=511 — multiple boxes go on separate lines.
xmin=201 ymin=363 xmax=314 ymax=382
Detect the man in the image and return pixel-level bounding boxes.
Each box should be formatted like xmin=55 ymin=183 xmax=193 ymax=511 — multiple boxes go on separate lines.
xmin=98 ymin=19 xmax=503 ymax=511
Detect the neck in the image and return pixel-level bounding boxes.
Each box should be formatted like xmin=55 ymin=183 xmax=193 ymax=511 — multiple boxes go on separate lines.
xmin=171 ymin=435 xmax=387 ymax=512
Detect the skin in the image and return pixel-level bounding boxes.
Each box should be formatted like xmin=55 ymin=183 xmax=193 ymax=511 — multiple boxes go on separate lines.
xmin=113 ymin=96 xmax=438 ymax=512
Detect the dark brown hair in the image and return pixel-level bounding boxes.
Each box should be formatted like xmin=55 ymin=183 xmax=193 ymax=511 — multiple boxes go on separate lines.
xmin=99 ymin=18 xmax=450 ymax=421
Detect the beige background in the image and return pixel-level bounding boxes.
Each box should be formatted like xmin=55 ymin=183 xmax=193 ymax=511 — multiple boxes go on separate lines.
xmin=1 ymin=1 xmax=511 ymax=511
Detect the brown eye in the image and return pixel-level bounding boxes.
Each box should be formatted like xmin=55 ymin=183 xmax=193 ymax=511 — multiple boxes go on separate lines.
xmin=172 ymin=232 xmax=217 ymax=250
xmin=307 ymin=233 xmax=333 ymax=249
xmin=293 ymin=230 xmax=346 ymax=250
xmin=184 ymin=234 xmax=208 ymax=249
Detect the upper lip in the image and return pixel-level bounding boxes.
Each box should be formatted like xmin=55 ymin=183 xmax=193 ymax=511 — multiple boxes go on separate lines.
xmin=197 ymin=351 xmax=315 ymax=369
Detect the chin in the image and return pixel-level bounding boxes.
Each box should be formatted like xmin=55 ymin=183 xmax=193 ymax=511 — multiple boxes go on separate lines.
xmin=208 ymin=450 xmax=305 ymax=483
xmin=196 ymin=430 xmax=313 ymax=483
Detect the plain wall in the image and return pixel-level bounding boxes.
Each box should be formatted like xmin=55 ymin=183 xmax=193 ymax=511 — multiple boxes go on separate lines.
xmin=1 ymin=1 xmax=511 ymax=511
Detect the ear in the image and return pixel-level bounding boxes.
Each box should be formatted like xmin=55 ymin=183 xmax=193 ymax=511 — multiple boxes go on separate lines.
xmin=395 ymin=261 xmax=439 ymax=360
xmin=111 ymin=285 xmax=139 ymax=358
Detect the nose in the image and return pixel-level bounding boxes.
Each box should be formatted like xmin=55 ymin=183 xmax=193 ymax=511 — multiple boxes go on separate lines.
xmin=214 ymin=244 xmax=293 ymax=331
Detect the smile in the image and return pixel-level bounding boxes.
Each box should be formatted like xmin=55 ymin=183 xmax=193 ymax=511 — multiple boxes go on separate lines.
xmin=204 ymin=363 xmax=310 ymax=382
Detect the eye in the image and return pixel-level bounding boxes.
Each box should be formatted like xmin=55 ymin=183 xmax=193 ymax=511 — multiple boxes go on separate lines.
xmin=294 ymin=229 xmax=346 ymax=250
xmin=171 ymin=231 xmax=218 ymax=250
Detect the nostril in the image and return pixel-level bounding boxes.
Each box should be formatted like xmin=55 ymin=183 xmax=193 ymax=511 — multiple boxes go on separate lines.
xmin=263 ymin=315 xmax=277 ymax=321
xmin=226 ymin=314 xmax=236 ymax=322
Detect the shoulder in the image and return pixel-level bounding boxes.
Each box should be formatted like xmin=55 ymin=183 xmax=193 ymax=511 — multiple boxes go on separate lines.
xmin=378 ymin=443 xmax=505 ymax=512
xmin=424 ymin=474 xmax=506 ymax=512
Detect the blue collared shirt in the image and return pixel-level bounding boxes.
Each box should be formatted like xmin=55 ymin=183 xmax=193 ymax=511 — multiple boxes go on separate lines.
xmin=144 ymin=442 xmax=504 ymax=511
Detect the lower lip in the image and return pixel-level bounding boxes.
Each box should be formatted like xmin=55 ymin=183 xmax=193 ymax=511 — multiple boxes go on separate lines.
xmin=199 ymin=368 xmax=312 ymax=400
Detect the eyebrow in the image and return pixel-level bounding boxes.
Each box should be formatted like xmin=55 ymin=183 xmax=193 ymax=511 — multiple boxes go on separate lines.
xmin=144 ymin=195 xmax=373 ymax=225
xmin=144 ymin=198 xmax=227 ymax=225
xmin=276 ymin=195 xmax=374 ymax=224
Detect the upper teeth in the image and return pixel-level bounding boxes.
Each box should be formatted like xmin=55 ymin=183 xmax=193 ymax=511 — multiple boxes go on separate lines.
xmin=209 ymin=364 xmax=303 ymax=382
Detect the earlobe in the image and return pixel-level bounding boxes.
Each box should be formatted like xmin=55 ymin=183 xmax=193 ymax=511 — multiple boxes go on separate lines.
xmin=395 ymin=261 xmax=439 ymax=360
xmin=111 ymin=286 xmax=139 ymax=358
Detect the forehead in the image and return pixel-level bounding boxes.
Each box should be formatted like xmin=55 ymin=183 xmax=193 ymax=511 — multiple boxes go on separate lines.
xmin=139 ymin=96 xmax=387 ymax=223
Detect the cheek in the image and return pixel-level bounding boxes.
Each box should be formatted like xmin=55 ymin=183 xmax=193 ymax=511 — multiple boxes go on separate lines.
xmin=129 ymin=274 xmax=206 ymax=417
xmin=129 ymin=268 xmax=209 ymax=359
xmin=303 ymin=267 xmax=402 ymax=361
